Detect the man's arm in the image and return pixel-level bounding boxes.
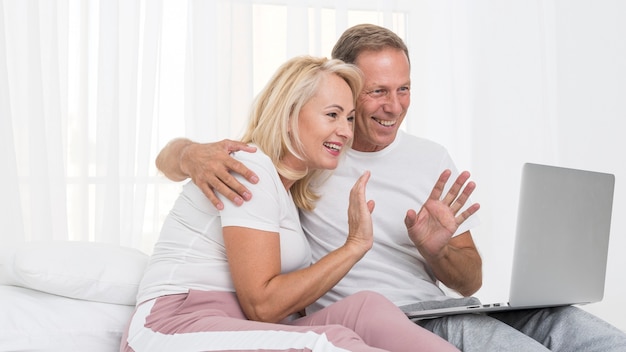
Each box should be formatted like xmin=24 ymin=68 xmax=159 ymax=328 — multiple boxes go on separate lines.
xmin=421 ymin=231 xmax=482 ymax=296
xmin=155 ymin=138 xmax=258 ymax=209
xmin=155 ymin=138 xmax=195 ymax=181
xmin=404 ymin=169 xmax=482 ymax=296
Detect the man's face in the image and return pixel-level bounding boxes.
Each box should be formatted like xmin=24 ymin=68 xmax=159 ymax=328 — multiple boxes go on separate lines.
xmin=352 ymin=48 xmax=411 ymax=152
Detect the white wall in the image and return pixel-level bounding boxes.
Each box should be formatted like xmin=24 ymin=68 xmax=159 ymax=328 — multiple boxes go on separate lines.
xmin=418 ymin=0 xmax=626 ymax=331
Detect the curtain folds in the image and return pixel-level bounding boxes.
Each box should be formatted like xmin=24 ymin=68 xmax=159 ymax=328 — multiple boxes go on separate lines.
xmin=1 ymin=0 xmax=166 ymax=249
xmin=0 ymin=0 xmax=413 ymax=251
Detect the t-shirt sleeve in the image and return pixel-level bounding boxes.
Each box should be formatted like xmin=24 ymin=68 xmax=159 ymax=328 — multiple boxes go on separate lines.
xmin=219 ymin=152 xmax=283 ymax=234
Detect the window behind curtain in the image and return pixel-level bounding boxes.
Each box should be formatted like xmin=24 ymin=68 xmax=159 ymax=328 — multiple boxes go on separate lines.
xmin=2 ymin=0 xmax=410 ymax=253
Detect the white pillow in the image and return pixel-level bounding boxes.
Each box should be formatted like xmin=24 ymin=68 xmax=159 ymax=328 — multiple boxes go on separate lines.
xmin=8 ymin=241 xmax=148 ymax=305
xmin=0 ymin=243 xmax=20 ymax=286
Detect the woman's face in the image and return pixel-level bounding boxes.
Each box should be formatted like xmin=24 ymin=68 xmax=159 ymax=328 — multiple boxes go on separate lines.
xmin=286 ymin=73 xmax=355 ymax=172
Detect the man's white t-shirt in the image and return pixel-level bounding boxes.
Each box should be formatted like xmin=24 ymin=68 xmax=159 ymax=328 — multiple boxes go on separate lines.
xmin=301 ymin=130 xmax=480 ymax=312
xmin=137 ymin=149 xmax=311 ymax=305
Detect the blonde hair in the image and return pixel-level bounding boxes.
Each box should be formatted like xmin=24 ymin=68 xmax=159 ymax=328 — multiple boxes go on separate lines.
xmin=240 ymin=56 xmax=363 ymax=210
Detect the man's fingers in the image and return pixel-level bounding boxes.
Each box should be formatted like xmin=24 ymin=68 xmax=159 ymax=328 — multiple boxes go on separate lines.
xmin=404 ymin=209 xmax=418 ymax=229
xmin=225 ymin=158 xmax=259 ymax=186
xmin=429 ymin=169 xmax=452 ymax=200
xmin=211 ymin=162 xmax=252 ymax=201
xmin=442 ymin=171 xmax=470 ymax=205
xmin=456 ymin=203 xmax=481 ymax=225
xmin=222 ymin=139 xmax=257 ymax=154
xmin=199 ymin=172 xmax=246 ymax=207
xmin=197 ymin=183 xmax=225 ymax=210
xmin=450 ymin=181 xmax=476 ymax=214
xmin=211 ymin=180 xmax=244 ymax=206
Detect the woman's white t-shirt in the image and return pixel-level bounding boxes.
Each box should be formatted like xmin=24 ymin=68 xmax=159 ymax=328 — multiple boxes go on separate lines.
xmin=137 ymin=149 xmax=311 ymax=305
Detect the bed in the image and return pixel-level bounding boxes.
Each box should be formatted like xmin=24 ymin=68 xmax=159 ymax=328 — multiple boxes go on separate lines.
xmin=0 ymin=241 xmax=148 ymax=352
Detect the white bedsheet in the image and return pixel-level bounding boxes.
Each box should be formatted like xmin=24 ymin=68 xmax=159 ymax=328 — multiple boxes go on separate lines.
xmin=0 ymin=285 xmax=134 ymax=352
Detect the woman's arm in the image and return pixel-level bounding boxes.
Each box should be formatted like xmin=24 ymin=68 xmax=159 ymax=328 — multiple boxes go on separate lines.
xmin=223 ymin=171 xmax=374 ymax=323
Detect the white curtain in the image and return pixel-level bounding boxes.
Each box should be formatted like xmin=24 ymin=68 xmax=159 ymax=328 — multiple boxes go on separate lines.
xmin=0 ymin=0 xmax=417 ymax=251
xmin=1 ymin=0 xmax=165 ymax=250
xmin=2 ymin=0 xmax=625 ymax=330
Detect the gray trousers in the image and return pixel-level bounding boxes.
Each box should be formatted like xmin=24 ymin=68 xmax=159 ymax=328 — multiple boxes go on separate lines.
xmin=417 ymin=306 xmax=626 ymax=351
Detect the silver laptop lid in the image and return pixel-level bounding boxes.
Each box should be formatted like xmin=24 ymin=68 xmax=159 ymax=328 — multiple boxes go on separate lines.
xmin=509 ymin=163 xmax=615 ymax=307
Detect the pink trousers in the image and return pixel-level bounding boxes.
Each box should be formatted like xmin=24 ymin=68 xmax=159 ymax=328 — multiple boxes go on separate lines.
xmin=121 ymin=290 xmax=458 ymax=352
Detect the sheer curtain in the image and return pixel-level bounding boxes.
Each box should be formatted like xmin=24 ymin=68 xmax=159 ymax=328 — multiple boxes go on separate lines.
xmin=0 ymin=0 xmax=417 ymax=251
xmin=2 ymin=0 xmax=625 ymax=330
xmin=1 ymin=0 xmax=165 ymax=251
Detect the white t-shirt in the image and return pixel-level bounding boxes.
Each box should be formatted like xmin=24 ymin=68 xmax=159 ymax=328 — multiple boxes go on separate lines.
xmin=137 ymin=149 xmax=311 ymax=305
xmin=301 ymin=130 xmax=480 ymax=312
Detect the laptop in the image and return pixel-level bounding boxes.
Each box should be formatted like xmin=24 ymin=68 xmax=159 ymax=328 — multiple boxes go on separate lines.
xmin=403 ymin=162 xmax=615 ymax=320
